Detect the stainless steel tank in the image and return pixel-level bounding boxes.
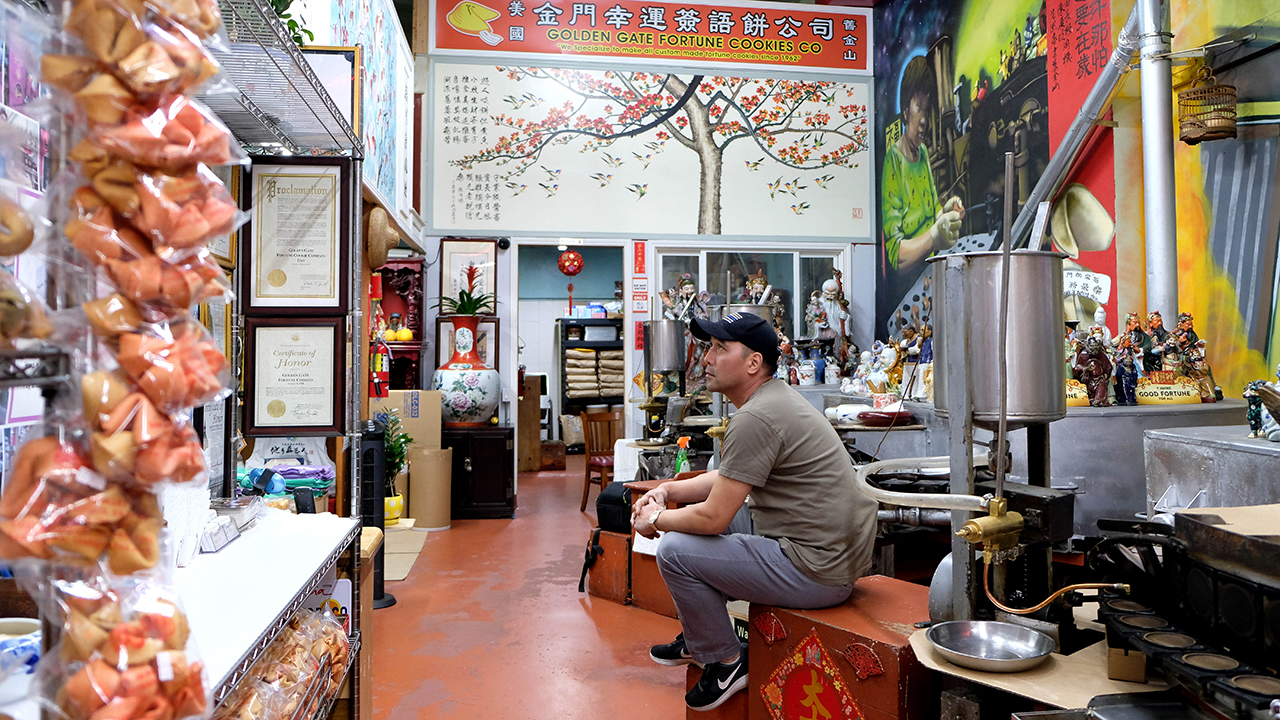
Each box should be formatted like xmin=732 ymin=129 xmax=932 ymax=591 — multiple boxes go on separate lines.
xmin=708 ymin=304 xmax=772 ymax=322
xmin=930 ymin=250 xmax=1066 ymax=430
xmin=648 ymin=319 xmax=687 ymax=372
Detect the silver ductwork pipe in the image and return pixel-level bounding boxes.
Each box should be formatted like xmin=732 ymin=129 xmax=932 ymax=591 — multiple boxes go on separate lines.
xmin=877 ymin=508 xmax=954 ymax=527
xmin=1013 ymin=1 xmax=1142 ymax=249
xmin=1139 ymin=0 xmax=1178 ymax=322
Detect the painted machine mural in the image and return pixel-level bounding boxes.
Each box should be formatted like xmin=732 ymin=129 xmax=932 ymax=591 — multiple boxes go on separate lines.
xmin=873 ymin=0 xmax=1119 ymax=345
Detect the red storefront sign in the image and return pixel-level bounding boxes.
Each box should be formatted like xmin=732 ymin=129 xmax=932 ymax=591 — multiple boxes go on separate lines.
xmin=431 ymin=0 xmax=871 ymax=74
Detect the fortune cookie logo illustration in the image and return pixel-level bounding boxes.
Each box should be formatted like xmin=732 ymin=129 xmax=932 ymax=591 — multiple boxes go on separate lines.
xmin=447 ymin=1 xmax=503 ymax=45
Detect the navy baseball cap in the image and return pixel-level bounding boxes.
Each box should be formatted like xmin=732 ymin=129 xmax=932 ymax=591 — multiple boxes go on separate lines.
xmin=690 ymin=313 xmax=780 ymax=366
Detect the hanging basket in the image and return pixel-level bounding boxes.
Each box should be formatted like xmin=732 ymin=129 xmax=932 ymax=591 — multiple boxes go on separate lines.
xmin=1178 ymin=68 xmax=1237 ymax=145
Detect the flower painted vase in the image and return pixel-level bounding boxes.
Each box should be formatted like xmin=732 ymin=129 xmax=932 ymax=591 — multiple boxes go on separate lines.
xmin=432 ymin=314 xmax=501 ymax=427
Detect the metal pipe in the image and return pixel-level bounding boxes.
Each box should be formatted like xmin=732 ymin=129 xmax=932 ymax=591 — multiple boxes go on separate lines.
xmin=996 ymin=152 xmax=1014 ymax=501
xmin=876 ymin=508 xmax=954 ymax=527
xmin=853 ymin=451 xmax=991 ymax=512
xmin=1014 ymin=1 xmax=1142 ymax=249
xmin=1139 ymin=0 xmax=1178 ymax=323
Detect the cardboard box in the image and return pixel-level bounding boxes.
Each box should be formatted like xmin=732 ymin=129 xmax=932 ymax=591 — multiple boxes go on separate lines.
xmin=630 ymin=550 xmax=677 ymax=618
xmin=370 ymin=390 xmax=441 ymax=449
xmin=1107 ymin=647 xmax=1146 ymax=683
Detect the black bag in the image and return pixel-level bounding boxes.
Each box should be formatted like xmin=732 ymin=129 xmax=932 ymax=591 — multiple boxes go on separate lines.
xmin=595 ymin=481 xmax=632 ymax=534
xmin=578 ymin=528 xmax=602 ymax=593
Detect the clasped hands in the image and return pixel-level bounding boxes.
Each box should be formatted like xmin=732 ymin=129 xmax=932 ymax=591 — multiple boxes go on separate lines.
xmin=631 ymin=486 xmax=669 ymax=539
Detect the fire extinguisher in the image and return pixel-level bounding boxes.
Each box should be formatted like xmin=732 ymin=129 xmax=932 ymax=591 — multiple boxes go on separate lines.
xmin=370 ymin=339 xmax=391 ymax=398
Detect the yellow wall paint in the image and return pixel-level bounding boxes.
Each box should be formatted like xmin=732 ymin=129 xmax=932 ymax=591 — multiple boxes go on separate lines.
xmin=1109 ymin=0 xmax=1273 ymax=396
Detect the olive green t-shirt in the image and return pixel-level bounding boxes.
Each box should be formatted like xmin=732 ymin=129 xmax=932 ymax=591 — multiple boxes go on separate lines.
xmin=718 ymin=380 xmax=879 ymax=585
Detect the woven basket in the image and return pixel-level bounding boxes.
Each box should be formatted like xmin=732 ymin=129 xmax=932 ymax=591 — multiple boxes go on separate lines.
xmin=1178 ymin=69 xmax=1236 ymax=145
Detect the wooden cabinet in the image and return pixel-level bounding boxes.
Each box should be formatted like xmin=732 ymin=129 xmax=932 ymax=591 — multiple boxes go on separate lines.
xmin=380 ymin=258 xmax=426 ymax=390
xmin=557 ymin=318 xmax=625 ymax=442
xmin=444 ymin=425 xmax=515 ymax=518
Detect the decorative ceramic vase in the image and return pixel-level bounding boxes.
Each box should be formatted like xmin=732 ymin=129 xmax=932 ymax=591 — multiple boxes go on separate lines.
xmin=432 ymin=314 xmax=501 ymax=427
xmin=384 ymin=494 xmax=404 ymax=525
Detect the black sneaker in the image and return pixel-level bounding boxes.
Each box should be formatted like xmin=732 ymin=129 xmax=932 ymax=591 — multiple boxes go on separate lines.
xmin=650 ymin=633 xmax=698 ymax=666
xmin=685 ymin=653 xmax=748 ymax=711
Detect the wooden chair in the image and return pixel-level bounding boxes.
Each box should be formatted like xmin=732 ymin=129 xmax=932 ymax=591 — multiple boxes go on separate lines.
xmin=580 ymin=411 xmax=621 ymax=512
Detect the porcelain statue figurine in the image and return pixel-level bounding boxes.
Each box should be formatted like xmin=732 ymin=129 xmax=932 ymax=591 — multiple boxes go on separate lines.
xmin=1181 ymin=340 xmax=1223 ymax=402
xmin=1088 ymin=306 xmax=1112 ymax=346
xmin=1113 ymin=334 xmax=1140 ymax=406
xmin=867 ymin=354 xmax=890 ymax=394
xmin=919 ymin=324 xmax=935 ymax=402
xmin=1245 ymin=380 xmax=1266 ymax=437
xmin=1144 ymin=311 xmax=1170 ymax=372
xmin=899 ymin=326 xmax=927 ymax=400
xmin=1176 ymin=312 xmax=1200 ymax=347
xmin=1115 ymin=311 xmax=1152 ymax=373
xmin=804 ymin=291 xmax=825 ymax=339
xmin=1073 ymin=335 xmax=1113 ymax=407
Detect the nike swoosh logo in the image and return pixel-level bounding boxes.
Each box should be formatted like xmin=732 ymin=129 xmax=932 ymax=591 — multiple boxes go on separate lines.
xmin=716 ymin=666 xmax=741 ymax=690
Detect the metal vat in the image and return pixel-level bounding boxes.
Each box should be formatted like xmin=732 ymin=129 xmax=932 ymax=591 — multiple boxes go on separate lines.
xmin=930 ymin=251 xmax=1066 ymax=430
xmin=647 ymin=319 xmax=686 ymax=372
xmin=708 ymin=304 xmax=772 ymax=322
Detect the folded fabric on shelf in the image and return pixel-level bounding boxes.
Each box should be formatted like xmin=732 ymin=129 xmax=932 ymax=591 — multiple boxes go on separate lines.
xmin=566 ymin=349 xmax=597 ymax=360
xmin=566 ymin=359 xmax=597 ymax=369
xmin=567 ymin=389 xmax=602 ymax=398
xmin=599 ymin=359 xmax=625 ymax=369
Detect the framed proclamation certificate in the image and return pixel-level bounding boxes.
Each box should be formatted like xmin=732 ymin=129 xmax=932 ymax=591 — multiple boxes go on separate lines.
xmin=245 ymin=158 xmax=351 ymax=314
xmin=244 ymin=317 xmax=345 ymax=436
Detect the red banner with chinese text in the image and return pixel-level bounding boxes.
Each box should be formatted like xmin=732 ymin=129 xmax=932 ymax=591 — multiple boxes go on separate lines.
xmin=430 ymin=0 xmax=871 ymax=74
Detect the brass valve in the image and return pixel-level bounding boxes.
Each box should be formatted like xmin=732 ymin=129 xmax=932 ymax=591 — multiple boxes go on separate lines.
xmin=705 ymin=418 xmax=730 ymax=439
xmin=955 ymin=497 xmax=1025 ymax=562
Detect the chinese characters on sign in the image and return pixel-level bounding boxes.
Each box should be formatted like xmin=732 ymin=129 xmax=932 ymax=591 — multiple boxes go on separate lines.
xmin=1063 ymin=270 xmax=1111 ymax=304
xmin=450 ymin=172 xmax=504 ymax=224
xmin=433 ymin=0 xmax=872 ymax=73
xmin=1049 ymin=0 xmax=1109 ymax=91
xmin=440 ymin=74 xmax=492 ymax=146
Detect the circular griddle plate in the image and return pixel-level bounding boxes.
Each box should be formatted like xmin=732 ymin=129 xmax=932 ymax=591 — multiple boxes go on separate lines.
xmin=1226 ymin=675 xmax=1280 ymax=695
xmin=1143 ymin=632 xmax=1197 ymax=649
xmin=1181 ymin=653 xmax=1239 ymax=672
xmin=1119 ymin=614 xmax=1168 ymax=629
xmin=1104 ymin=599 xmax=1151 ymax=613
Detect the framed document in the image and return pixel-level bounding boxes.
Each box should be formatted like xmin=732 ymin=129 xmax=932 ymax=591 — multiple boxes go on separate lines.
xmin=244 ymin=317 xmax=345 ymax=436
xmin=436 ymin=316 xmax=499 ymax=369
xmin=439 ymin=239 xmax=497 ymax=300
xmin=299 ymin=46 xmax=362 ymax=136
xmin=244 ymin=157 xmax=351 ymax=314
xmin=208 ymin=164 xmax=240 ymax=268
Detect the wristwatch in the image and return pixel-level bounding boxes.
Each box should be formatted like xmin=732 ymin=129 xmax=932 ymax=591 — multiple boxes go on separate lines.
xmin=647 ymin=508 xmax=663 ymax=530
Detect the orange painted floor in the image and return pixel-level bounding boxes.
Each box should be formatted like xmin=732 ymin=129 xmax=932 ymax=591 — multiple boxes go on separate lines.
xmin=371 ymin=455 xmax=687 ymax=719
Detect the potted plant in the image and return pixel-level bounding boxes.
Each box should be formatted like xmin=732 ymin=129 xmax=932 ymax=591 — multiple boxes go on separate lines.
xmin=432 ymin=264 xmax=502 ymax=426
xmin=382 ymin=410 xmax=414 ymax=524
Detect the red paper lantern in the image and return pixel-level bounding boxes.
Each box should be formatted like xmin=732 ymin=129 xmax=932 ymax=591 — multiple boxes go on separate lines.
xmin=558 ymin=249 xmax=585 ymax=276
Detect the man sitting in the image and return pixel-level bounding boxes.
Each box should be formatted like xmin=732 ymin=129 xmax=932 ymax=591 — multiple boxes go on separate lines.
xmin=632 ymin=312 xmax=879 ymax=711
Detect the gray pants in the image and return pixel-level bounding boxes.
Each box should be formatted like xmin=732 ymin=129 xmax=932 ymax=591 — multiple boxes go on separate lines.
xmin=655 ymin=507 xmax=854 ymax=664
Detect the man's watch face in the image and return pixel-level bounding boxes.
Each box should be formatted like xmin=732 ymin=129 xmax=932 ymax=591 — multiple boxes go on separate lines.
xmin=649 ymin=510 xmax=661 ymax=525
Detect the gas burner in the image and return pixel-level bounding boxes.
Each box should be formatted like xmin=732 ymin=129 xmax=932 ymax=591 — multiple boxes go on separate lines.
xmin=1143 ymin=632 xmax=1199 ymax=649
xmin=1104 ymin=599 xmax=1152 ymax=614
xmin=1224 ymin=676 xmax=1280 ymax=696
xmin=1120 ymin=614 xmax=1169 ymax=629
xmin=1182 ymin=653 xmax=1241 ymax=672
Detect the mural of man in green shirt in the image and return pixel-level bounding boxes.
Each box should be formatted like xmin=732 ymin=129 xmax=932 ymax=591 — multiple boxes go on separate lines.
xmin=880 ymin=56 xmax=964 ymax=319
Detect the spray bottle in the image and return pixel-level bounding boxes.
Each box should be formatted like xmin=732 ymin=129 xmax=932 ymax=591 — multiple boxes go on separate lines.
xmin=675 ymin=436 xmax=691 ymax=474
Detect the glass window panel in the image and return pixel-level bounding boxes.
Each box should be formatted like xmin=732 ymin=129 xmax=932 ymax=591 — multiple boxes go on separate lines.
xmin=800 ymin=256 xmax=839 ymax=340
xmin=659 ymin=255 xmax=698 ymax=298
xmin=706 ymin=252 xmax=795 ymax=337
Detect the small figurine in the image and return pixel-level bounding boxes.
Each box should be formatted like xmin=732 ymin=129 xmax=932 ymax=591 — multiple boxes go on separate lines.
xmin=1113 ymin=334 xmax=1140 ymax=406
xmin=919 ymin=324 xmax=935 ymax=402
xmin=739 ymin=271 xmax=769 ymax=305
xmin=1073 ymin=335 xmax=1113 ymax=407
xmin=804 ymin=291 xmax=825 ymax=339
xmin=814 ymin=274 xmax=853 ymax=364
xmin=867 ymin=354 xmax=890 ymax=394
xmin=900 ymin=326 xmax=926 ymax=400
xmin=1245 ymin=380 xmax=1266 ymax=437
xmin=1144 ymin=311 xmax=1169 ymax=372
xmin=1088 ymin=306 xmax=1112 ymax=346
xmin=1176 ymin=312 xmax=1200 ymax=347
xmin=1181 ymin=340 xmax=1222 ymax=402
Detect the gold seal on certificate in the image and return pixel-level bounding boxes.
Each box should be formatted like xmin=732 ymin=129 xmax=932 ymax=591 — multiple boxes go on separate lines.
xmin=267 ymin=399 xmax=286 ymax=417
xmin=251 ymin=164 xmax=342 ymax=309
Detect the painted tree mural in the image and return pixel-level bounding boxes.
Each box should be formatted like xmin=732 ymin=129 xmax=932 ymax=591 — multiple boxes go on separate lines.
xmin=452 ymin=68 xmax=869 ymax=234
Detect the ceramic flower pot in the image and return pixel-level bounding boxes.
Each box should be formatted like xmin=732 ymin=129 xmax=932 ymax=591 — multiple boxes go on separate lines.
xmin=432 ymin=314 xmax=501 ymax=427
xmin=384 ymin=494 xmax=404 ymax=525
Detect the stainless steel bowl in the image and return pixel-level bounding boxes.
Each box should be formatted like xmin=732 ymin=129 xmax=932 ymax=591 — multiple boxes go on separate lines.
xmin=926 ymin=621 xmax=1055 ymax=673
